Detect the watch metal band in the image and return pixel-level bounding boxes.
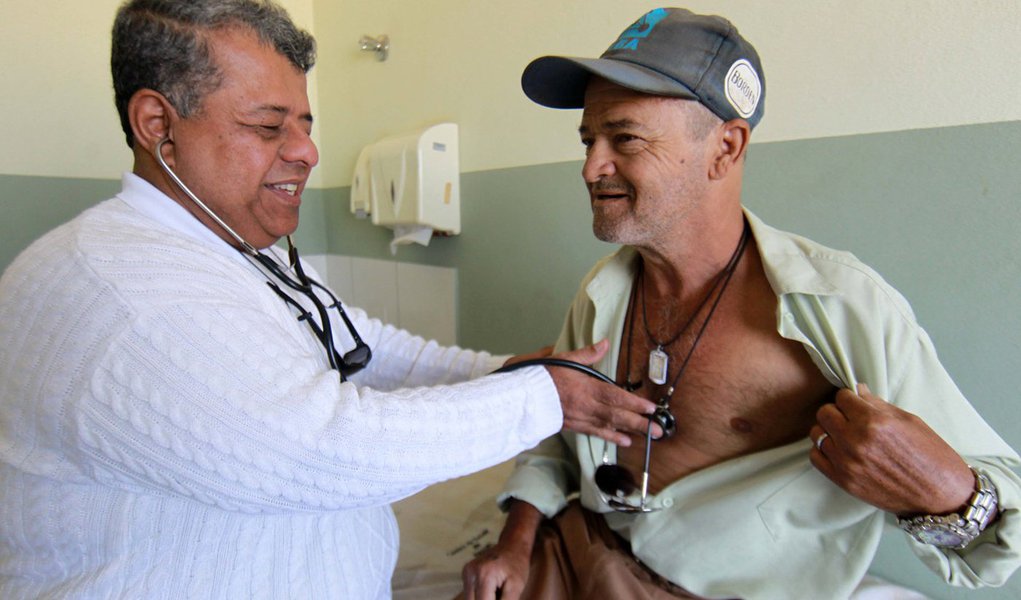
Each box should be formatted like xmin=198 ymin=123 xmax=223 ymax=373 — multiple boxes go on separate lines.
xmin=897 ymin=466 xmax=999 ymax=550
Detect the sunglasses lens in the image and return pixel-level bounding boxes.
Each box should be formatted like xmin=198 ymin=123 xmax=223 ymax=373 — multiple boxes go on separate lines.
xmin=594 ymin=440 xmax=661 ymax=513
xmin=340 ymin=344 xmax=372 ymax=376
xmin=595 ymin=463 xmax=638 ymax=498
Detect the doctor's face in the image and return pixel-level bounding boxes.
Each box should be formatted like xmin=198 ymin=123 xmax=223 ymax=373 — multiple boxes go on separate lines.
xmin=166 ymin=26 xmax=319 ymax=250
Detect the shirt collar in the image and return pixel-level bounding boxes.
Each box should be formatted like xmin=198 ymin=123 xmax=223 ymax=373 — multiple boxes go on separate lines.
xmin=586 ymin=207 xmax=840 ymax=302
xmin=744 ymin=208 xmax=839 ymax=297
xmin=115 ymin=172 xmax=250 ymax=266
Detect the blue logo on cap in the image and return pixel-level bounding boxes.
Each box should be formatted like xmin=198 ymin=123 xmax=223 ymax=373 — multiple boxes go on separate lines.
xmin=610 ymin=8 xmax=669 ymax=51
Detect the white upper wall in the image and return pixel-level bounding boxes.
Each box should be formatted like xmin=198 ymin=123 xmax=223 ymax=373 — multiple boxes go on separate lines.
xmin=3 ymin=0 xmax=1019 ymax=185
xmin=0 ymin=0 xmax=319 ymax=185
xmin=315 ymin=0 xmax=1021 ymax=186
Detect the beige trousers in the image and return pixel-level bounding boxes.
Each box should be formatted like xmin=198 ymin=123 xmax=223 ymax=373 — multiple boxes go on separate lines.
xmin=460 ymin=500 xmax=721 ymax=599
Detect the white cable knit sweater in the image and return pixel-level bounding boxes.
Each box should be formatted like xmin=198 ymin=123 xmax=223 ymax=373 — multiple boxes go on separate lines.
xmin=0 ymin=174 xmax=563 ymax=599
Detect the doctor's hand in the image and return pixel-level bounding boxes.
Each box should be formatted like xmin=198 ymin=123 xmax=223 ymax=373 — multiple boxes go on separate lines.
xmin=809 ymin=383 xmax=975 ymax=517
xmin=503 ymin=345 xmax=555 ymax=367
xmin=546 ymin=340 xmax=659 ymax=447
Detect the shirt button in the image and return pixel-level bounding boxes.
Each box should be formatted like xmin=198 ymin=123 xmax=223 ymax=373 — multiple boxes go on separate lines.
xmin=662 ymin=497 xmax=674 ymax=508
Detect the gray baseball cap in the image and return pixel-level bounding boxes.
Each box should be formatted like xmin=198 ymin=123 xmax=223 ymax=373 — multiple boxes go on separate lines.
xmin=521 ymin=7 xmax=766 ymax=128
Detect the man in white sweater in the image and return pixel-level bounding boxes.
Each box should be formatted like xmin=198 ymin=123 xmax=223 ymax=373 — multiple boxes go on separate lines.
xmin=0 ymin=1 xmax=658 ymax=598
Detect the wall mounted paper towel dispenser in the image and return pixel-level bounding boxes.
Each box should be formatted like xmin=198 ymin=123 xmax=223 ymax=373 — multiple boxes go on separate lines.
xmin=350 ymin=123 xmax=460 ymax=237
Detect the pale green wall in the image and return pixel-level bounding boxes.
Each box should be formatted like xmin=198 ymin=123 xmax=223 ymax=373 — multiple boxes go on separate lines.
xmin=0 ymin=177 xmax=118 ymax=269
xmin=0 ymin=179 xmax=330 ymax=269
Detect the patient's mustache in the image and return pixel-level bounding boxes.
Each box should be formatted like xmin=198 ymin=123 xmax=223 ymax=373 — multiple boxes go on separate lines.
xmin=588 ymin=180 xmax=634 ymax=196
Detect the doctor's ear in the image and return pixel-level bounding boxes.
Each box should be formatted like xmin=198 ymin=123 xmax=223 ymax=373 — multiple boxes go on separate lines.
xmin=127 ymin=89 xmax=177 ymax=156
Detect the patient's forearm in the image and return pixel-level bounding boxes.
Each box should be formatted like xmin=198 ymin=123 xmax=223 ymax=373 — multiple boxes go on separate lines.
xmin=499 ymin=500 xmax=545 ymax=556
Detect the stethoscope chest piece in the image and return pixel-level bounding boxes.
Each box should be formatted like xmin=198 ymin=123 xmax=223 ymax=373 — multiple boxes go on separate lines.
xmin=652 ymin=405 xmax=676 ymax=440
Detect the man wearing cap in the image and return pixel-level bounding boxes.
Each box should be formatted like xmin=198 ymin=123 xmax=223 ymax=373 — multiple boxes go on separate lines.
xmin=461 ymin=7 xmax=1021 ymax=600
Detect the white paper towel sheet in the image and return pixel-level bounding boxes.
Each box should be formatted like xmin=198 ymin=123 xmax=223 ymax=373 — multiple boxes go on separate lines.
xmin=390 ymin=225 xmax=433 ymax=255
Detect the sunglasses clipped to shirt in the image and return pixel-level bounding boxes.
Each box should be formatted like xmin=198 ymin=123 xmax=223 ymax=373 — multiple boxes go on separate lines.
xmin=150 ymin=139 xmax=371 ymax=378
xmin=252 ymin=240 xmax=372 ymax=379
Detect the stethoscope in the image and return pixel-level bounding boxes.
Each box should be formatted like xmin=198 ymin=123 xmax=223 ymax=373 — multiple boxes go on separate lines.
xmin=153 ymin=137 xmax=371 ymax=377
xmin=494 ymin=358 xmax=676 ymax=436
xmin=155 ymin=138 xmax=263 ymax=255
xmin=495 ymin=359 xmax=676 ymax=513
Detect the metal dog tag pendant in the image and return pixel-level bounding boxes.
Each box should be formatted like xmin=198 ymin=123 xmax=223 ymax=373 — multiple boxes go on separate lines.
xmin=648 ymin=347 xmax=669 ymax=385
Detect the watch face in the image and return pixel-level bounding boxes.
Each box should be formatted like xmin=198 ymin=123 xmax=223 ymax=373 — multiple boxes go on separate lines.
xmin=915 ymin=528 xmax=966 ymax=547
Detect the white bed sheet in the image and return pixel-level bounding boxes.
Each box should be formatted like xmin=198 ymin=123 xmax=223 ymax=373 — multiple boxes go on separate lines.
xmin=391 ymin=461 xmax=930 ymax=600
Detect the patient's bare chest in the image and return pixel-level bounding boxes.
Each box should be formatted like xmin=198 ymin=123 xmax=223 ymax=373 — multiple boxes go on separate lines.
xmin=614 ymin=294 xmax=835 ymax=493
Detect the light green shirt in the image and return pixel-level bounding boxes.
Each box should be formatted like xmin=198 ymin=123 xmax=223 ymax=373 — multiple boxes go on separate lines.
xmin=500 ymin=209 xmax=1021 ymax=599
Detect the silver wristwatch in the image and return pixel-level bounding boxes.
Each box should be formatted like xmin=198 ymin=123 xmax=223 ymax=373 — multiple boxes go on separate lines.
xmin=898 ymin=467 xmax=999 ymax=550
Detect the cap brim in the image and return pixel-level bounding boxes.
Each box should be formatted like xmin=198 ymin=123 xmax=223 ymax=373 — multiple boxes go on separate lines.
xmin=521 ymin=55 xmax=699 ymax=109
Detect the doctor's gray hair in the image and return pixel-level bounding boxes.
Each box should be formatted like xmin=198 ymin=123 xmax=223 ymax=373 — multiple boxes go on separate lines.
xmin=111 ymin=0 xmax=316 ymax=148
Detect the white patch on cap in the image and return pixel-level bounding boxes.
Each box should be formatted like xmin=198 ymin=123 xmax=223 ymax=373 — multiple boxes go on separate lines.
xmin=724 ymin=59 xmax=761 ymax=119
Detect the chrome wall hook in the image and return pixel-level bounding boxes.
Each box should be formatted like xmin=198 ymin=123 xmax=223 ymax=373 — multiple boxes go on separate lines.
xmin=359 ymin=34 xmax=389 ymax=62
